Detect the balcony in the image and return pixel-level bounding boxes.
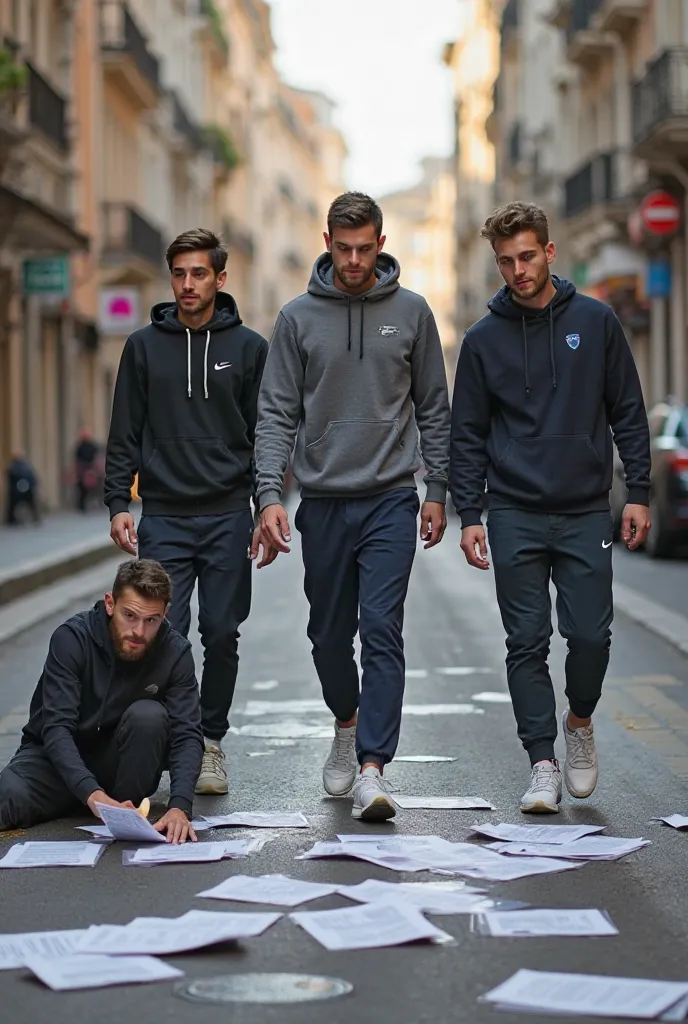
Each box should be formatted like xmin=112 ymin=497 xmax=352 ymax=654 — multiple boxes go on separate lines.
xmin=101 ymin=202 xmax=164 ymax=280
xmin=632 ymin=48 xmax=688 ymax=159
xmin=597 ymin=0 xmax=644 ymax=33
xmin=100 ymin=0 xmax=159 ymax=111
xmin=566 ymin=0 xmax=607 ymax=66
xmin=563 ymin=150 xmax=627 ymax=220
xmin=172 ymin=93 xmax=204 ymax=152
xmin=27 ymin=63 xmax=67 ymax=151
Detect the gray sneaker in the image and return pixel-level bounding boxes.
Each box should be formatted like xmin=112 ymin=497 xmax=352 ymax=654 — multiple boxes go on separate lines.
xmin=520 ymin=760 xmax=562 ymax=814
xmin=563 ymin=710 xmax=599 ymax=798
xmin=195 ymin=740 xmax=228 ymax=795
xmin=323 ymin=722 xmax=358 ymax=796
xmin=352 ymin=766 xmax=396 ymax=821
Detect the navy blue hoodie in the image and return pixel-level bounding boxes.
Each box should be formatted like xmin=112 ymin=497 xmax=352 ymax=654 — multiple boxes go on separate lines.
xmin=105 ymin=292 xmax=268 ymax=517
xmin=450 ymin=278 xmax=651 ymax=527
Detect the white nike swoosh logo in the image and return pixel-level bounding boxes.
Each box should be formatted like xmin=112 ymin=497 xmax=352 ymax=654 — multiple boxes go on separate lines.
xmin=215 ymin=361 xmax=232 ymax=370
xmin=602 ymin=540 xmax=612 ymax=549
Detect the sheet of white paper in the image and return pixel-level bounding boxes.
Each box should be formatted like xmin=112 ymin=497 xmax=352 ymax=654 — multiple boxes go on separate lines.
xmin=336 ymin=879 xmax=494 ymax=915
xmin=494 ymin=837 xmax=650 ymax=861
xmin=482 ymin=969 xmax=688 ymax=1019
xmin=471 ymin=822 xmax=607 ymax=844
xmin=290 ymin=901 xmax=452 ymax=951
xmin=77 ymin=819 xmax=212 ymax=837
xmin=653 ymin=814 xmax=688 ymax=830
xmin=478 ymin=909 xmax=618 ymax=938
xmin=76 ymin=912 xmax=282 ymax=955
xmin=24 ymin=953 xmax=183 ymax=991
xmin=129 ymin=842 xmax=228 ymax=865
xmin=296 ymin=840 xmax=437 ymax=873
xmin=0 ymin=929 xmax=88 ymax=970
xmin=393 ymin=796 xmax=494 ymax=810
xmin=0 ymin=842 xmax=106 ymax=868
xmin=201 ymin=812 xmax=309 ymax=829
xmin=471 ymin=691 xmax=512 ymax=703
xmin=395 ymin=755 xmax=457 ymax=762
xmin=95 ymin=804 xmax=165 ymax=843
xmin=197 ymin=873 xmax=340 ymax=907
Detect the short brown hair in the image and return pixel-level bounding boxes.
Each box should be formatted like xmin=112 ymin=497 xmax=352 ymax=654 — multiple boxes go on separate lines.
xmin=481 ymin=202 xmax=550 ymax=247
xmin=166 ymin=228 xmax=227 ymax=274
xmin=112 ymin=559 xmax=173 ymax=606
xmin=327 ymin=192 xmax=383 ymax=239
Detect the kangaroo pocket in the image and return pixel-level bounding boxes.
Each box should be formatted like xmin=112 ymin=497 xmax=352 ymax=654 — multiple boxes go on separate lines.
xmin=141 ymin=437 xmax=247 ymax=501
xmin=491 ymin=434 xmax=608 ymax=506
xmin=300 ymin=418 xmax=415 ymax=492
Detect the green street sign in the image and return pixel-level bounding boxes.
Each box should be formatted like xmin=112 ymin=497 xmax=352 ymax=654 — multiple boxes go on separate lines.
xmin=22 ymin=256 xmax=70 ymax=296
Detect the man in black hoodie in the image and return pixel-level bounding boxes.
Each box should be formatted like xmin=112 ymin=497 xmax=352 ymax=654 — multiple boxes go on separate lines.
xmin=450 ymin=202 xmax=651 ymax=814
xmin=0 ymin=560 xmax=203 ymax=843
xmin=105 ymin=229 xmax=271 ymax=797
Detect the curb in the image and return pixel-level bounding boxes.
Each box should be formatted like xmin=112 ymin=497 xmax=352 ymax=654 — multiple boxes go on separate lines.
xmin=0 ymin=537 xmax=117 ymax=608
xmin=613 ymin=582 xmax=688 ymax=658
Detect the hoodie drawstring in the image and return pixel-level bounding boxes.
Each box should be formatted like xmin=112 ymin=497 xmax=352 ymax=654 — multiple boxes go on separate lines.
xmin=345 ymin=297 xmax=365 ymax=358
xmin=522 ymin=317 xmax=530 ymax=397
xmin=549 ymin=307 xmax=557 ymax=389
xmin=185 ymin=328 xmax=211 ymax=399
xmin=522 ymin=308 xmax=557 ymax=396
xmin=347 ymin=298 xmax=352 ymax=352
xmin=359 ymin=297 xmax=366 ymax=359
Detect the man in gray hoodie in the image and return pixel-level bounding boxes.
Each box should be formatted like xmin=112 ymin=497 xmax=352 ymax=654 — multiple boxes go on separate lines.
xmin=254 ymin=192 xmax=451 ymax=821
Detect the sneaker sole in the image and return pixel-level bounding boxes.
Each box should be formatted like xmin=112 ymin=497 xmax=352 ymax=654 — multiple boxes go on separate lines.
xmin=195 ymin=780 xmax=229 ymax=795
xmin=351 ymin=795 xmax=397 ymax=822
xmin=520 ymin=799 xmax=560 ymax=814
xmin=323 ymin=775 xmax=357 ymax=797
xmin=564 ymin=777 xmax=598 ymax=799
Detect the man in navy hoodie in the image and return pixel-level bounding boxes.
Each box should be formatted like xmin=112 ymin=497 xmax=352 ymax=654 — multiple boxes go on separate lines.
xmin=450 ymin=202 xmax=651 ymax=814
xmin=105 ymin=229 xmax=271 ymax=797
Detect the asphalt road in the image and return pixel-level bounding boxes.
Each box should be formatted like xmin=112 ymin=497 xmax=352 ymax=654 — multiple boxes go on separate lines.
xmin=1 ymin=515 xmax=687 ymax=1024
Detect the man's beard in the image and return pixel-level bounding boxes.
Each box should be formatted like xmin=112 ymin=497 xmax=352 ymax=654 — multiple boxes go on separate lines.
xmin=110 ymin=625 xmax=151 ymax=661
xmin=513 ymin=268 xmax=550 ymax=301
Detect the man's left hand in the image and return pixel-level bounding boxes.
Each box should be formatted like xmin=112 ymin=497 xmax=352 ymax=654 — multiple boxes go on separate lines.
xmin=420 ymin=501 xmax=447 ymax=549
xmin=621 ymin=503 xmax=651 ymax=551
xmin=153 ymin=809 xmax=197 ymax=845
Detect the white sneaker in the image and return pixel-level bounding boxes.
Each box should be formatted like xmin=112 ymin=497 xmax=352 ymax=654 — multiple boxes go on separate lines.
xmin=563 ymin=710 xmax=598 ymax=798
xmin=520 ymin=760 xmax=562 ymax=814
xmin=323 ymin=722 xmax=358 ymax=796
xmin=351 ymin=766 xmax=396 ymax=821
xmin=195 ymin=740 xmax=228 ymax=795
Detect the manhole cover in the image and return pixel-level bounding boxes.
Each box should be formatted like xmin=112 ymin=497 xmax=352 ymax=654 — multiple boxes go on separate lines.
xmin=174 ymin=972 xmax=353 ymax=1005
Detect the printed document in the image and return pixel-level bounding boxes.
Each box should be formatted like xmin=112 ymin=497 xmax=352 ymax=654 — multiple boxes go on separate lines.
xmin=470 ymin=822 xmax=606 ymax=844
xmin=197 ymin=873 xmax=340 ymax=906
xmin=393 ymin=796 xmax=495 ymax=810
xmin=24 ymin=953 xmax=183 ymax=991
xmin=0 ymin=929 xmax=88 ymax=970
xmin=0 ymin=842 xmax=106 ymax=868
xmin=492 ymin=836 xmax=650 ymax=861
xmin=76 ymin=911 xmax=282 ymax=955
xmin=477 ymin=909 xmax=618 ymax=938
xmin=94 ymin=803 xmax=166 ymax=842
xmin=289 ymin=901 xmax=453 ymax=951
xmin=200 ymin=812 xmax=309 ymax=829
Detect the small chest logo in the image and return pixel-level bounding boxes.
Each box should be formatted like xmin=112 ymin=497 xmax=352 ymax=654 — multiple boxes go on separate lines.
xmin=566 ymin=333 xmax=580 ymax=350
xmin=144 ymin=684 xmax=158 ymax=694
xmin=378 ymin=325 xmax=400 ymax=336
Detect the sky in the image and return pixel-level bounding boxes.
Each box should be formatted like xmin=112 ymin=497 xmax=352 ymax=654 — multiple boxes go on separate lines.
xmin=266 ymin=0 xmax=469 ymax=197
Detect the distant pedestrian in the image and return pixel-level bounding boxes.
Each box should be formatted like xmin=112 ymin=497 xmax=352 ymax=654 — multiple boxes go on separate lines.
xmin=73 ymin=427 xmax=103 ymax=512
xmin=254 ymin=192 xmax=451 ymax=822
xmin=105 ymin=228 xmax=271 ymax=797
xmin=4 ymin=451 xmax=40 ymax=525
xmin=450 ymin=201 xmax=651 ymax=813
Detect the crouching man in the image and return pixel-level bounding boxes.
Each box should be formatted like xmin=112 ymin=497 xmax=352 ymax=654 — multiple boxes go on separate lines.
xmin=0 ymin=559 xmax=203 ymax=844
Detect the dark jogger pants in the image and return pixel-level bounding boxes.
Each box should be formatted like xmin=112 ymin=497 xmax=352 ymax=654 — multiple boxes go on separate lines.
xmin=295 ymin=488 xmax=419 ymax=768
xmin=487 ymin=510 xmax=614 ymax=765
xmin=138 ymin=511 xmax=253 ymax=741
xmin=0 ymin=700 xmax=169 ymax=831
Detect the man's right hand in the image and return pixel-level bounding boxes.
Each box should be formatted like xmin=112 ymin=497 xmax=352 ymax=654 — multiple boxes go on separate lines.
xmin=110 ymin=512 xmax=138 ymax=555
xmin=87 ymin=790 xmax=136 ymax=819
xmin=460 ymin=525 xmax=490 ymax=570
xmin=260 ymin=504 xmax=292 ymax=553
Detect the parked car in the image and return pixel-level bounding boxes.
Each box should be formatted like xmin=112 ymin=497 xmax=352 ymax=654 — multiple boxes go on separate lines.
xmin=610 ymin=400 xmax=688 ymax=557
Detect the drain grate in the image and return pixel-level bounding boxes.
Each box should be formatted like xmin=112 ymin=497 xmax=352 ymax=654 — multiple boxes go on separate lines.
xmin=174 ymin=972 xmax=354 ymax=1005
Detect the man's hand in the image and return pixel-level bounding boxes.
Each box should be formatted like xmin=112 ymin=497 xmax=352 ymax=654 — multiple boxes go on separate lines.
xmin=460 ymin=525 xmax=490 ymax=570
xmin=250 ymin=525 xmax=279 ymax=568
xmin=420 ymin=501 xmax=447 ymax=549
xmin=110 ymin=512 xmax=138 ymax=555
xmin=621 ymin=503 xmax=651 ymax=551
xmin=260 ymin=504 xmax=291 ymax=553
xmin=87 ymin=790 xmax=136 ymax=819
xmin=153 ymin=809 xmax=197 ymax=845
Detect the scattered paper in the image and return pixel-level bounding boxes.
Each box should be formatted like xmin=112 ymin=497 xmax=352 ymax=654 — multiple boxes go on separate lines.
xmin=197 ymin=874 xmax=340 ymax=907
xmin=481 ymin=969 xmax=688 ymax=1019
xmin=201 ymin=812 xmax=309 ymax=829
xmin=76 ymin=819 xmax=211 ymax=838
xmin=493 ymin=836 xmax=650 ymax=861
xmin=470 ymin=822 xmax=606 ymax=845
xmin=94 ymin=804 xmax=165 ymax=843
xmin=336 ymin=879 xmax=498 ymax=915
xmin=24 ymin=953 xmax=183 ymax=991
xmin=0 ymin=930 xmax=88 ymax=970
xmin=251 ymin=680 xmax=279 ymax=690
xmin=290 ymin=901 xmax=453 ymax=951
xmin=476 ymin=909 xmax=618 ymax=938
xmin=76 ymin=911 xmax=282 ymax=955
xmin=436 ymin=667 xmax=493 ymax=676
xmin=471 ymin=691 xmax=512 ymax=703
xmin=652 ymin=815 xmax=688 ymax=831
xmin=0 ymin=842 xmax=107 ymax=869
xmin=393 ymin=796 xmax=494 ymax=810
xmin=395 ymin=755 xmax=457 ymax=763
xmin=126 ymin=842 xmax=229 ymax=865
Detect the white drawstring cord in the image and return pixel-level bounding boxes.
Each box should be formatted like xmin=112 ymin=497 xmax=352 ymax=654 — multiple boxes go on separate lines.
xmin=203 ymin=330 xmax=210 ymax=399
xmin=186 ymin=328 xmax=192 ymax=397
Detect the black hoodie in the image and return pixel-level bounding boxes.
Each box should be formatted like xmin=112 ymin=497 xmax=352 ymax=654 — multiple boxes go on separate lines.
xmin=22 ymin=602 xmax=203 ymax=816
xmin=450 ymin=278 xmax=651 ymax=527
xmin=105 ymin=293 xmax=269 ymax=517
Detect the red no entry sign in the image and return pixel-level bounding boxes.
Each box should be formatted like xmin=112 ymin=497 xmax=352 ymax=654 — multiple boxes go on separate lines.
xmin=640 ymin=190 xmax=681 ymax=237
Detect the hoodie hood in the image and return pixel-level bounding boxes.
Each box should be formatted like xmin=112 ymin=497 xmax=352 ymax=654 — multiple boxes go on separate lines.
xmin=306 ymin=252 xmax=401 ymax=358
xmin=486 ymin=276 xmax=577 ymax=396
xmin=150 ymin=291 xmax=242 ymax=400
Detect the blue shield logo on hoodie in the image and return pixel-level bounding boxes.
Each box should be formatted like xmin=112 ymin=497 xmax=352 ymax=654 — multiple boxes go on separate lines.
xmin=566 ymin=333 xmax=580 ymax=350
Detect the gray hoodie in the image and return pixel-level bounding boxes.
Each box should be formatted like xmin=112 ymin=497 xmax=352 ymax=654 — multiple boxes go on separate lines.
xmin=255 ymin=252 xmax=450 ymax=508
